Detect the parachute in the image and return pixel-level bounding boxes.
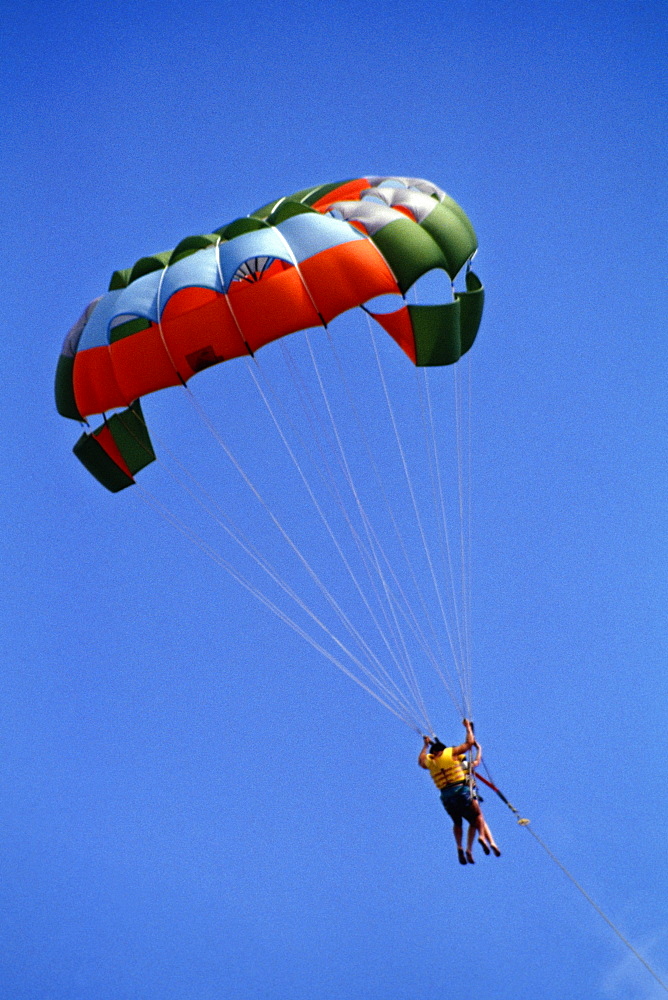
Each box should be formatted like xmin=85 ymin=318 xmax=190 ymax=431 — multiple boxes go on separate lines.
xmin=56 ymin=177 xmax=483 ymax=492
xmin=56 ymin=176 xmax=483 ymax=734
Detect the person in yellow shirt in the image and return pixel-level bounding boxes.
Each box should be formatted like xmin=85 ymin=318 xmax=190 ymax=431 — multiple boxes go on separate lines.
xmin=418 ymin=719 xmax=500 ymax=865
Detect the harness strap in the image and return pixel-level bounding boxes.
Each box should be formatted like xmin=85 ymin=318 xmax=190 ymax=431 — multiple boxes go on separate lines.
xmin=474 ymin=772 xmax=529 ymax=824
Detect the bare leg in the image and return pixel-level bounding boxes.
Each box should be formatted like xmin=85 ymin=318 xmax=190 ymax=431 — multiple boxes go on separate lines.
xmin=453 ymin=822 xmax=467 ymax=865
xmin=466 ymin=801 xmax=488 ymax=862
xmin=465 ymin=822 xmax=477 ymax=863
xmin=481 ymin=817 xmax=501 ymax=856
xmin=478 ymin=813 xmax=491 ymax=853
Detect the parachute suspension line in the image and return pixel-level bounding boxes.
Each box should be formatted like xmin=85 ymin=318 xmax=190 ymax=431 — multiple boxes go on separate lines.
xmin=147 ymin=250 xmax=458 ymax=728
xmin=416 ymin=367 xmax=473 ymax=720
xmin=244 ymin=355 xmax=432 ymax=731
xmin=153 ymin=260 xmax=415 ymax=713
xmin=154 ymin=267 xmax=413 ymax=715
xmin=134 ymin=482 xmax=423 ymax=734
xmin=277 ymin=338 xmax=411 ymax=665
xmin=180 ymin=383 xmax=429 ymax=730
xmin=453 ymin=359 xmax=474 ymax=719
xmin=368 ymin=314 xmax=458 ymax=659
xmin=461 ymin=357 xmax=474 ymax=716
xmin=256 ymin=347 xmax=434 ymax=732
xmin=151 ymin=262 xmax=412 ymax=704
xmin=404 ymin=289 xmax=469 ymax=714
xmin=453 ymin=362 xmax=467 ymax=706
xmin=298 ymin=329 xmax=434 ymax=728
xmin=465 ymin=357 xmax=474 ymax=711
xmin=136 ymin=425 xmax=421 ymax=723
xmin=322 ymin=328 xmax=466 ymax=719
xmin=278 ymin=337 xmax=460 ymax=723
xmin=366 ymin=313 xmax=468 ymax=706
xmin=418 ymin=369 xmax=466 ymax=674
xmin=300 ymin=331 xmax=436 ymax=732
xmin=257 ymin=343 xmax=389 ymax=617
xmin=130 ymin=406 xmax=421 ymax=732
xmin=118 ymin=407 xmax=419 ymax=723
xmin=410 ymin=279 xmax=474 ymax=718
xmin=140 ymin=300 xmax=428 ymax=732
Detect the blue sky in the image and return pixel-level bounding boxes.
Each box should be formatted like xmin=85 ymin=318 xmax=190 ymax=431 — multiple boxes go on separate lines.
xmin=2 ymin=1 xmax=667 ymax=997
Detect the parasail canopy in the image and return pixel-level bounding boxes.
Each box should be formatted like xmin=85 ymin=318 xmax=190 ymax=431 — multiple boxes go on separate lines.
xmin=56 ymin=176 xmax=483 ymax=492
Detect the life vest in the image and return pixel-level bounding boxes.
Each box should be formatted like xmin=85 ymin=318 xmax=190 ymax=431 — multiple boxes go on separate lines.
xmin=425 ymin=747 xmax=467 ymax=789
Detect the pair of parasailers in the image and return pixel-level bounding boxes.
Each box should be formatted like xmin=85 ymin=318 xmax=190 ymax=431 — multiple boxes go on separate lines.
xmin=419 ymin=719 xmax=501 ymax=865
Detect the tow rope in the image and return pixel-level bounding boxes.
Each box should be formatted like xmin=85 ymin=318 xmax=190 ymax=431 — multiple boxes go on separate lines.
xmin=474 ymin=771 xmax=530 ymax=825
xmin=473 ymin=770 xmax=667 ymax=991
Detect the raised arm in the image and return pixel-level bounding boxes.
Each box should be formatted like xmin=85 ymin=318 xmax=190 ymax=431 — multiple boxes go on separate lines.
xmin=452 ymin=719 xmax=475 ymax=757
xmin=418 ymin=734 xmax=432 ymax=769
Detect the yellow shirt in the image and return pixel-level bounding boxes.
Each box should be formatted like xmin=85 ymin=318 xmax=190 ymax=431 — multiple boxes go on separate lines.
xmin=424 ymin=747 xmax=467 ymax=789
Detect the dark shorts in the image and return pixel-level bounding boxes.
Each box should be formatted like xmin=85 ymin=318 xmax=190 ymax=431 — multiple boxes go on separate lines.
xmin=440 ymin=783 xmax=478 ymax=824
